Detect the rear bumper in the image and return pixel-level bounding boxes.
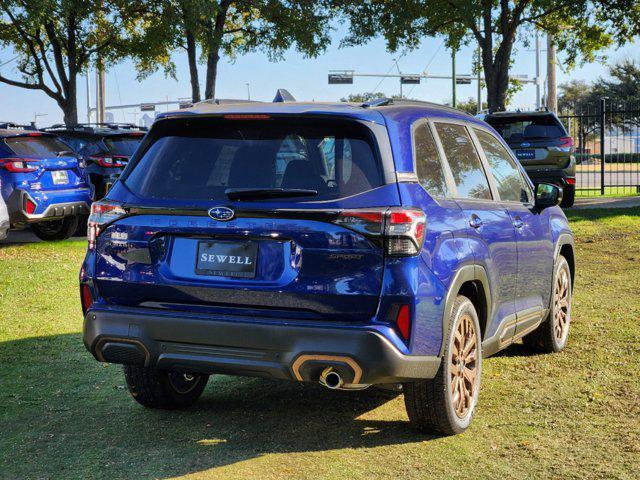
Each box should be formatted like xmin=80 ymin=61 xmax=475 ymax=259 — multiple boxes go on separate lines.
xmin=523 ymin=167 xmax=574 ymax=185
xmin=83 ymin=306 xmax=441 ymax=385
xmin=7 ymin=188 xmax=91 ymax=224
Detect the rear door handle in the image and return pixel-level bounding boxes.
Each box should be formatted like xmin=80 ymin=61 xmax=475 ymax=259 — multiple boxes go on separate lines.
xmin=513 ymin=216 xmax=524 ymax=229
xmin=469 ymin=214 xmax=483 ymax=229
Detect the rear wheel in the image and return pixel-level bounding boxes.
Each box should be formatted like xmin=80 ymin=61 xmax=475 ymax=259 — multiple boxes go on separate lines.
xmin=560 ymin=183 xmax=575 ymax=208
xmin=523 ymin=255 xmax=572 ymax=353
xmin=123 ymin=365 xmax=208 ymax=409
xmin=31 ymin=215 xmax=79 ymax=241
xmin=403 ymin=295 xmax=482 ymax=435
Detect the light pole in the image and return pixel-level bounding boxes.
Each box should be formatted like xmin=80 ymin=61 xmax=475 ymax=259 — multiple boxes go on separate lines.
xmin=246 ymin=83 xmax=251 ymax=101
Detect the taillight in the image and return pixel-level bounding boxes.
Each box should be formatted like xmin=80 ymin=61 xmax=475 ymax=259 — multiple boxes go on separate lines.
xmin=395 ymin=304 xmax=411 ymax=341
xmin=558 ymin=137 xmax=573 ymax=150
xmin=80 ymin=284 xmax=93 ymax=315
xmin=386 ymin=208 xmax=426 ymax=256
xmin=566 ymin=178 xmax=576 ymax=185
xmin=334 ymin=207 xmax=426 ymax=256
xmin=0 ymin=158 xmax=39 ymax=172
xmin=89 ymin=155 xmax=127 ymax=168
xmin=87 ymin=200 xmax=127 ymax=250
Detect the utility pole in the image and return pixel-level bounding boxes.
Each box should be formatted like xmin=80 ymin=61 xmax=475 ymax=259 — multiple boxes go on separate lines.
xmin=451 ymin=49 xmax=457 ymax=108
xmin=535 ymin=31 xmax=541 ymax=109
xmin=96 ymin=62 xmax=106 ymax=123
xmin=86 ymin=72 xmax=92 ymax=123
xmin=546 ymin=33 xmax=557 ymax=113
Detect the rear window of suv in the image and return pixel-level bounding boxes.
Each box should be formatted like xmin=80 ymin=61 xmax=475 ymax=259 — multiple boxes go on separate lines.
xmin=103 ymin=135 xmax=143 ymax=156
xmin=124 ymin=117 xmax=384 ymax=202
xmin=5 ymin=135 xmax=70 ymax=157
xmin=486 ymin=114 xmax=566 ymax=143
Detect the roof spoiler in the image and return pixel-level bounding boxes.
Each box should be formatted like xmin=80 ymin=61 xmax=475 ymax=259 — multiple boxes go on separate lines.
xmin=273 ymin=89 xmax=296 ymax=103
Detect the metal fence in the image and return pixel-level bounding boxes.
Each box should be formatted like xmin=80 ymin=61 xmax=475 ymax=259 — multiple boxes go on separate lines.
xmin=558 ymin=100 xmax=640 ymax=196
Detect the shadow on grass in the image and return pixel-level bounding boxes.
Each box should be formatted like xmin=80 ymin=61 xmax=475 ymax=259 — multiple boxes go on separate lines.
xmin=565 ymin=206 xmax=640 ymax=221
xmin=0 ymin=333 xmax=437 ymax=479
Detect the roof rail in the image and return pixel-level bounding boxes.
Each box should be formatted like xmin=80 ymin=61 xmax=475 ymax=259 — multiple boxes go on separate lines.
xmin=43 ymin=123 xmax=147 ymax=132
xmin=196 ymin=98 xmax=262 ymax=105
xmin=273 ymin=89 xmax=296 ymax=103
xmin=361 ymin=97 xmax=472 ymax=115
xmin=0 ymin=121 xmax=37 ymax=131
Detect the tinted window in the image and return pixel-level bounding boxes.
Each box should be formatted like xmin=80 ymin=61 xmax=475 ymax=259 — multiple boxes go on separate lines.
xmin=413 ymin=122 xmax=449 ymax=197
xmin=435 ymin=123 xmax=491 ymax=200
xmin=474 ymin=129 xmax=529 ymax=203
xmin=486 ymin=114 xmax=566 ymax=143
xmin=59 ymin=136 xmax=102 ymax=155
xmin=103 ymin=135 xmax=143 ymax=156
xmin=125 ymin=118 xmax=382 ymax=201
xmin=5 ymin=135 xmax=70 ymax=157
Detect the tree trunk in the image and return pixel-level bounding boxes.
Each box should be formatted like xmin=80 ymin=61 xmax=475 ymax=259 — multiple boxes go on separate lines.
xmin=61 ymin=68 xmax=78 ymax=125
xmin=204 ymin=46 xmax=220 ymax=100
xmin=186 ymin=29 xmax=201 ymax=103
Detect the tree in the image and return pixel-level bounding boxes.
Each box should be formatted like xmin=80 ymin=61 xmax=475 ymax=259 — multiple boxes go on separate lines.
xmin=0 ymin=0 xmax=131 ymax=124
xmin=455 ymin=97 xmax=487 ymax=115
xmin=337 ymin=0 xmax=640 ymax=112
xmin=558 ymin=79 xmax=592 ymax=113
xmin=134 ymin=0 xmax=334 ymax=103
xmin=340 ymin=92 xmax=386 ymax=103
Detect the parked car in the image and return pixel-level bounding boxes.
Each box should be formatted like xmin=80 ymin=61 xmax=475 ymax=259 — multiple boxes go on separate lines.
xmin=42 ymin=123 xmax=146 ymax=199
xmin=0 ymin=123 xmax=92 ymax=240
xmin=479 ymin=110 xmax=576 ymax=207
xmin=80 ymin=98 xmax=575 ymax=435
xmin=0 ymin=180 xmax=8 ymax=240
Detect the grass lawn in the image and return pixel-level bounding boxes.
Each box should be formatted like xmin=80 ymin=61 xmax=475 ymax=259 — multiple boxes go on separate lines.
xmin=1 ymin=209 xmax=639 ymax=479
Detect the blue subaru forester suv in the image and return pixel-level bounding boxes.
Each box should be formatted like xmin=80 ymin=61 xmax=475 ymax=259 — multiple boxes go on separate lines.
xmin=80 ymin=98 xmax=575 ymax=434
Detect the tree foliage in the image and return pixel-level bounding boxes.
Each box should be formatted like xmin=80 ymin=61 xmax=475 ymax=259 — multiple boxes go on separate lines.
xmin=133 ymin=0 xmax=334 ymax=102
xmin=0 ymin=0 xmax=133 ymax=124
xmin=336 ymin=0 xmax=640 ymax=112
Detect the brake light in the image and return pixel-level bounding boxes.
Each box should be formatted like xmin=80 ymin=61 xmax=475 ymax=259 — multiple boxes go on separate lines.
xmin=223 ymin=114 xmax=271 ymax=120
xmin=566 ymin=178 xmax=576 ymax=185
xmin=89 ymin=155 xmax=127 ymax=168
xmin=334 ymin=207 xmax=426 ymax=256
xmin=395 ymin=304 xmax=411 ymax=341
xmin=80 ymin=284 xmax=93 ymax=315
xmin=0 ymin=158 xmax=39 ymax=172
xmin=87 ymin=200 xmax=127 ymax=250
xmin=559 ymin=137 xmax=573 ymax=150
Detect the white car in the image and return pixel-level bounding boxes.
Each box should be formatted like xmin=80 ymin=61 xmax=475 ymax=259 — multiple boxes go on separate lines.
xmin=0 ymin=183 xmax=8 ymax=240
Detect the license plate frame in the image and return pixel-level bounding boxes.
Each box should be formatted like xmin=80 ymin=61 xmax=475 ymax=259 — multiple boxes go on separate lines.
xmin=195 ymin=241 xmax=258 ymax=278
xmin=51 ymin=170 xmax=69 ymax=185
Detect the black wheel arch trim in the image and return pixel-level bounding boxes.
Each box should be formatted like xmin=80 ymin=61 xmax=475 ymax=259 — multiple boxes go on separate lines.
xmin=438 ymin=264 xmax=491 ymax=357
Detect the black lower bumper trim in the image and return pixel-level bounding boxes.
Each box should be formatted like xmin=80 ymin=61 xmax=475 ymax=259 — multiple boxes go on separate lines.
xmin=83 ymin=307 xmax=441 ymax=385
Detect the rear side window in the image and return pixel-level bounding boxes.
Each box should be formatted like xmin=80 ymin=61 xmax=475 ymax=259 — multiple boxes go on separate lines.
xmin=5 ymin=136 xmax=69 ymax=157
xmin=435 ymin=123 xmax=491 ymax=200
xmin=103 ymin=135 xmax=143 ymax=156
xmin=474 ymin=129 xmax=529 ymax=203
xmin=413 ymin=122 xmax=449 ymax=198
xmin=487 ymin=115 xmax=566 ymax=143
xmin=124 ymin=118 xmax=383 ymax=202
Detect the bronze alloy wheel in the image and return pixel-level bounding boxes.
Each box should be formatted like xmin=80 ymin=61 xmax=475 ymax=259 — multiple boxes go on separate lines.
xmin=450 ymin=313 xmax=479 ymax=418
xmin=553 ymin=263 xmax=571 ymax=343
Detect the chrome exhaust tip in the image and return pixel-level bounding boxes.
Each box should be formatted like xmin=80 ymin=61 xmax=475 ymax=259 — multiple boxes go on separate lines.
xmin=319 ymin=367 xmax=344 ymax=390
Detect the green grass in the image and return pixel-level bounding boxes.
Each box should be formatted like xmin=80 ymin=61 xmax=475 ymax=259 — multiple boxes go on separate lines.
xmin=576 ymin=187 xmax=639 ymax=198
xmin=2 ymin=210 xmax=640 ymax=479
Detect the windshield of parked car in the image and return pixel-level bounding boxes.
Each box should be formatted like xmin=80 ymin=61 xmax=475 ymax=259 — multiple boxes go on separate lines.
xmin=486 ymin=115 xmax=566 ymax=143
xmin=5 ymin=135 xmax=72 ymax=157
xmin=103 ymin=135 xmax=143 ymax=156
xmin=124 ymin=117 xmax=383 ymax=202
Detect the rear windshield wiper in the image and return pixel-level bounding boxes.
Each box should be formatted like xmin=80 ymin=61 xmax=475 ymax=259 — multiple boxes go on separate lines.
xmin=225 ymin=188 xmax=318 ymax=201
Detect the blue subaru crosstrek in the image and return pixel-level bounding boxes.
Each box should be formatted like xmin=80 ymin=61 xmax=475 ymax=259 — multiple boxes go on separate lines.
xmin=80 ymin=98 xmax=575 ymax=434
xmin=0 ymin=124 xmax=93 ymax=240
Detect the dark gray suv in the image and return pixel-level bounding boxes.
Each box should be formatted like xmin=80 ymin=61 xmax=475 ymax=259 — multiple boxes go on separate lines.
xmin=481 ymin=110 xmax=576 ymax=207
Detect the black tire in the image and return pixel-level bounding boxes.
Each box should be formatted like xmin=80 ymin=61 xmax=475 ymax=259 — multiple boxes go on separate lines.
xmin=403 ymin=295 xmax=482 ymax=435
xmin=560 ymin=183 xmax=575 ymax=208
xmin=123 ymin=365 xmax=208 ymax=409
xmin=31 ymin=215 xmax=79 ymax=241
xmin=523 ymin=255 xmax=572 ymax=353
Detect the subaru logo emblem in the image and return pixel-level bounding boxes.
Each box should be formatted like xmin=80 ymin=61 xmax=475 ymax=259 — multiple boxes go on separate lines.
xmin=208 ymin=207 xmax=235 ymax=221
xmin=521 ymin=142 xmax=531 ymax=147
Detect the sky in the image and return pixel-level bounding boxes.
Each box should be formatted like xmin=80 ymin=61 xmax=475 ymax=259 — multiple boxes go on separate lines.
xmin=0 ymin=23 xmax=638 ymax=126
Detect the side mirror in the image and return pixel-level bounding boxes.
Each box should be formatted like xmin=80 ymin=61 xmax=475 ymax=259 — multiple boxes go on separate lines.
xmin=535 ymin=183 xmax=563 ymax=209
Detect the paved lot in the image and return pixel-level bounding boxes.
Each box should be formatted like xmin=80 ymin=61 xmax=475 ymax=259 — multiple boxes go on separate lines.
xmin=571 ymin=196 xmax=640 ymax=210
xmin=576 ymin=170 xmax=640 ymax=190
